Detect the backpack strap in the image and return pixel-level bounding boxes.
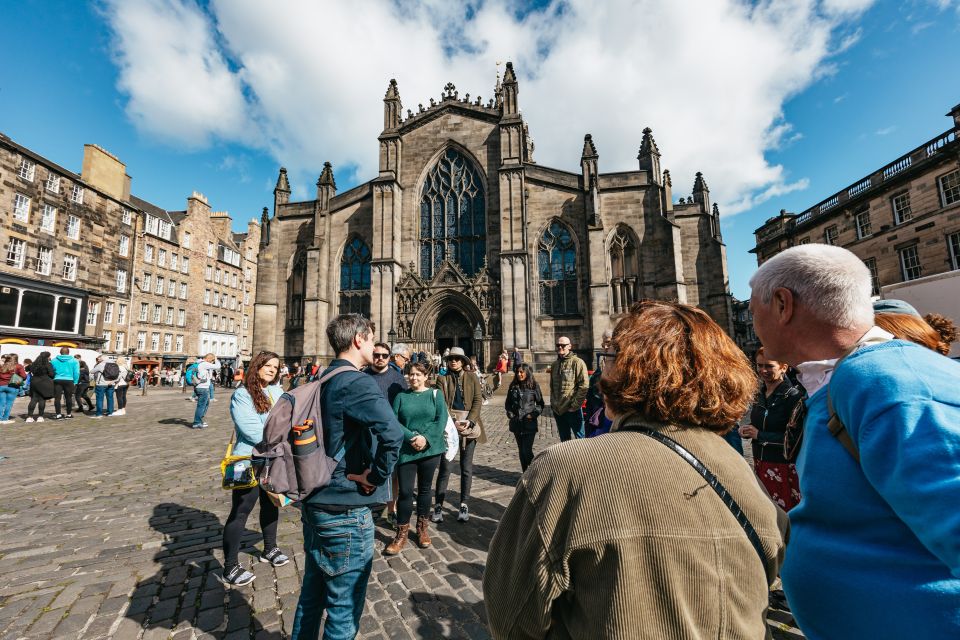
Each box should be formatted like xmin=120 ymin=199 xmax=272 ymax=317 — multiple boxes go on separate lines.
xmin=317 ymin=365 xmax=360 ymax=462
xmin=825 ymin=389 xmax=860 ymax=463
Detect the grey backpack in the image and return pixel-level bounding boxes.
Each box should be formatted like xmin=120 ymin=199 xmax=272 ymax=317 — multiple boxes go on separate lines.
xmin=252 ymin=366 xmax=353 ymax=502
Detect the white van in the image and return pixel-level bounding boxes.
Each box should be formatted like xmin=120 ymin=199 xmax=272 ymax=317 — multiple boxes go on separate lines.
xmin=0 ymin=344 xmax=102 ymax=367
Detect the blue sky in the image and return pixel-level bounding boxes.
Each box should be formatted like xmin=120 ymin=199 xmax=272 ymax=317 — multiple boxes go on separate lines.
xmin=2 ymin=0 xmax=958 ymax=299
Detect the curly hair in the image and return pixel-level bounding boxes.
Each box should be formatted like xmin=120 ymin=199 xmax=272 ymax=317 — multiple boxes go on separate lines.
xmin=875 ymin=313 xmax=949 ymax=356
xmin=598 ymin=300 xmax=758 ymax=431
xmin=923 ymin=313 xmax=957 ymax=352
xmin=244 ymin=351 xmax=282 ymax=414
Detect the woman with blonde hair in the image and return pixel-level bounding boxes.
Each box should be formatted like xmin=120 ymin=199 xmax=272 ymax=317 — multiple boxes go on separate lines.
xmin=113 ymin=357 xmax=131 ymax=416
xmin=484 ymin=301 xmax=787 ymax=639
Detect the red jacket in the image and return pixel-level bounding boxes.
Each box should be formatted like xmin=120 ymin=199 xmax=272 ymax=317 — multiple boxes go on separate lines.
xmin=0 ymin=364 xmax=28 ymax=387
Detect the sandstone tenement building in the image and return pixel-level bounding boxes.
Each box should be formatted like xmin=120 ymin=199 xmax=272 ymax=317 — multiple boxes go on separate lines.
xmin=254 ymin=63 xmax=732 ymax=368
xmin=752 ymin=102 xmax=960 ymax=295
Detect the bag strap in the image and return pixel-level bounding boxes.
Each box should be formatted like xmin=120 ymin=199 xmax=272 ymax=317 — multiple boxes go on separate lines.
xmin=315 ymin=365 xmax=358 ymax=462
xmin=619 ymin=424 xmax=767 ymax=573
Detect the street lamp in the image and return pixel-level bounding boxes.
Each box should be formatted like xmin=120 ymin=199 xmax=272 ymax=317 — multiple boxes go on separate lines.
xmin=387 ymin=327 xmax=397 ymax=346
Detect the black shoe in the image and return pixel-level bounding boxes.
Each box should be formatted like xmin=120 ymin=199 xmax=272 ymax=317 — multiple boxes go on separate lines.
xmin=217 ymin=564 xmax=255 ymax=587
xmin=54 ymin=414 xmax=64 ymax=420
xmin=65 ymin=414 xmax=74 ymax=419
xmin=259 ymin=547 xmax=290 ymax=567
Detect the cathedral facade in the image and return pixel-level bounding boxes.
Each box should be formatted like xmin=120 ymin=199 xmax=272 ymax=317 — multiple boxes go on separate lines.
xmin=253 ymin=63 xmax=732 ymax=369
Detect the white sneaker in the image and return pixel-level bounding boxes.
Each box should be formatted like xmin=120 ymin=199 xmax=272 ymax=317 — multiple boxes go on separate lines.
xmin=0 ymin=419 xmax=13 ymax=424
xmin=36 ymin=417 xmax=44 ymax=422
xmin=25 ymin=417 xmax=34 ymax=423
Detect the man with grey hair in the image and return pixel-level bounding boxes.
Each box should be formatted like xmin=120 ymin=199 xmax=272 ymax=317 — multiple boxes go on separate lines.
xmin=749 ymin=244 xmax=960 ymax=639
xmin=390 ymin=342 xmax=411 ymax=375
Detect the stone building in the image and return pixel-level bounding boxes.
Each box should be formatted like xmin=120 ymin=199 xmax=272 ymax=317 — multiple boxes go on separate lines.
xmin=752 ymin=103 xmax=960 ymax=295
xmin=128 ymin=191 xmax=260 ymax=371
xmin=0 ymin=135 xmax=138 ymax=352
xmin=255 ymin=63 xmax=732 ymax=369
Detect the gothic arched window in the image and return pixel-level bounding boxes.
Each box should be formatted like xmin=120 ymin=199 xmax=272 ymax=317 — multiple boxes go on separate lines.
xmin=339 ymin=238 xmax=371 ymax=316
xmin=538 ymin=221 xmax=578 ymax=316
xmin=287 ymin=251 xmax=306 ymax=328
xmin=419 ymin=148 xmax=486 ymax=279
xmin=610 ymin=228 xmax=640 ymax=313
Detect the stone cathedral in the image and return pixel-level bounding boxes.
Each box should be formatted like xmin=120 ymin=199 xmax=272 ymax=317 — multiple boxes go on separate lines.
xmin=253 ymin=63 xmax=732 ymax=368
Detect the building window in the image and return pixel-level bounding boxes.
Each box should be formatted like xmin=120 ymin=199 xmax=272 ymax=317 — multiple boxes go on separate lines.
xmin=104 ymin=302 xmax=114 ymax=324
xmin=158 ymin=220 xmax=171 ymax=240
xmin=6 ymin=238 xmax=26 ymax=268
xmin=203 ymin=313 xmax=209 ymax=329
xmin=824 ymin=225 xmax=839 ymax=246
xmin=245 ymin=267 xmax=252 ymax=282
xmin=948 ymin=232 xmax=960 ymax=271
xmin=41 ymin=205 xmax=56 ymax=233
xmin=205 ymin=265 xmax=213 ymax=280
xmin=165 ymin=307 xmax=174 ymax=324
xmin=230 ymin=295 xmax=236 ymax=311
xmin=170 ymin=253 xmax=178 ymax=271
xmin=116 ymin=332 xmax=125 ymax=352
xmin=855 ymin=210 xmax=872 ymax=240
xmin=13 ymin=193 xmax=30 ymax=222
xmin=538 ymin=221 xmax=579 ymax=316
xmin=145 ymin=244 xmax=154 ymax=263
xmin=181 ymin=256 xmax=189 ymax=274
xmin=939 ymin=170 xmax=960 ymax=207
xmin=142 ymin=273 xmax=152 ymax=291
xmin=418 ymin=148 xmax=486 ymax=279
xmin=207 ymin=241 xmax=215 ymax=258
xmin=288 ymin=252 xmax=306 ymax=328
xmin=244 ymin=291 xmax=250 ymax=305
xmin=242 ymin=315 xmax=248 ymax=330
xmin=175 ymin=335 xmax=183 ymax=353
xmin=17 ymin=158 xmax=35 ymax=181
xmin=122 ymin=208 xmax=132 ymax=226
xmin=71 ymin=185 xmax=84 ymax=204
xmin=66 ymin=215 xmax=81 ymax=239
xmin=152 ymin=304 xmax=162 ymax=323
xmin=232 ymin=273 xmax=238 ymax=288
xmin=220 ymin=316 xmax=227 ymax=331
xmin=145 ymin=215 xmax=159 ymax=235
xmin=338 ymin=238 xmax=372 ymax=316
xmin=46 ymin=174 xmax=60 ymax=194
xmin=62 ymin=254 xmax=77 ymax=281
xmin=117 ymin=303 xmax=127 ymax=325
xmin=155 ymin=276 xmax=164 ymax=295
xmin=899 ymin=245 xmax=922 ymax=281
xmin=213 ymin=291 xmax=220 ymax=306
xmin=151 ymin=333 xmax=160 ymax=351
xmin=892 ymin=192 xmax=912 ymax=225
xmin=609 ymin=228 xmax=640 ymax=314
xmin=119 ymin=235 xmax=130 ymax=257
xmin=137 ymin=331 xmax=146 ymax=351
xmin=87 ymin=302 xmax=100 ymax=326
xmin=179 ymin=283 xmax=187 ymax=299
xmin=167 ymin=279 xmax=176 ymax=297
xmin=35 ymin=246 xmax=52 ymax=275
xmin=183 ymin=232 xmax=191 ymax=248
xmin=215 ymin=268 xmax=222 ymax=284
xmin=139 ymin=303 xmax=149 ymax=321
xmin=229 ymin=318 xmax=235 ymax=333
xmin=116 ymin=269 xmax=127 ymax=294
xmin=102 ymin=330 xmax=112 ymax=348
xmin=158 ymin=248 xmax=167 ymax=267
xmin=177 ymin=309 xmax=185 ymax=326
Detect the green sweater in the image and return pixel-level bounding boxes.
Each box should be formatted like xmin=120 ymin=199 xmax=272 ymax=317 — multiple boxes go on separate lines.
xmin=392 ymin=388 xmax=449 ymax=464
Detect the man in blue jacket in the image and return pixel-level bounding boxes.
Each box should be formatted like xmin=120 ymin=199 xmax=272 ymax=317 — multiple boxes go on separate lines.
xmin=51 ymin=346 xmax=80 ymax=419
xmin=291 ymin=314 xmax=403 ymax=640
xmin=749 ymin=245 xmax=960 ymax=639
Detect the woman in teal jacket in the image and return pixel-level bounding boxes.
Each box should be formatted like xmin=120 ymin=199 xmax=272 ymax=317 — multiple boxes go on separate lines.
xmin=219 ymin=351 xmax=287 ymax=587
xmin=384 ymin=362 xmax=448 ymax=556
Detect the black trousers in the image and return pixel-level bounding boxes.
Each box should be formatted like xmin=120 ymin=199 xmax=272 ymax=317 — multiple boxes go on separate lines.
xmin=396 ymin=454 xmax=442 ymax=525
xmin=74 ymin=383 xmax=94 ymax=412
xmin=27 ymin=391 xmax=47 ymax=418
xmin=435 ymin=438 xmax=477 ymax=507
xmin=115 ymin=386 xmax=128 ymax=409
xmin=222 ymin=486 xmax=279 ymax=569
xmin=514 ymin=432 xmax=536 ymax=471
xmin=53 ymin=380 xmax=75 ymax=415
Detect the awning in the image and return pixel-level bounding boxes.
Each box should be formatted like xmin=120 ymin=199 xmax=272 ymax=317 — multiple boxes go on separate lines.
xmin=132 ymin=359 xmax=162 ymax=366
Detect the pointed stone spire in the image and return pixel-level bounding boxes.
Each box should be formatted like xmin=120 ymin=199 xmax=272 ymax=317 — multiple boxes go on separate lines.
xmin=693 ymin=171 xmax=709 ymax=194
xmin=637 ymin=127 xmax=661 ymax=183
xmin=383 ymin=79 xmax=402 ymax=130
xmin=316 ymin=162 xmax=337 ymax=210
xmin=318 ymin=162 xmax=336 ymax=189
xmin=662 ymin=169 xmax=672 ymax=187
xmin=260 ymin=206 xmax=271 ymax=247
xmin=692 ymin=171 xmax=711 ymax=211
xmin=501 ymin=61 xmax=519 ymax=117
xmin=581 ymin=133 xmax=598 ymax=159
xmin=711 ymin=203 xmax=722 ymax=240
xmin=274 ymin=167 xmax=290 ymax=207
xmin=662 ymin=169 xmax=673 ymax=215
xmin=581 ymin=134 xmax=599 ymax=193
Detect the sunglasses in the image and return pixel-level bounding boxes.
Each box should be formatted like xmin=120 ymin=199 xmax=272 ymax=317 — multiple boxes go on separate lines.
xmin=556 ymin=344 xmax=571 ymax=349
xmin=372 ymin=353 xmax=390 ymax=359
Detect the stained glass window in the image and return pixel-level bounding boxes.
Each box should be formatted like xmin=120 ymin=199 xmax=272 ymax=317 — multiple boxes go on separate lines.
xmin=339 ymin=238 xmax=371 ymax=316
xmin=538 ymin=221 xmax=578 ymax=316
xmin=420 ymin=149 xmax=486 ymax=278
xmin=287 ymin=252 xmax=306 ymax=328
xmin=610 ymin=228 xmax=640 ymax=313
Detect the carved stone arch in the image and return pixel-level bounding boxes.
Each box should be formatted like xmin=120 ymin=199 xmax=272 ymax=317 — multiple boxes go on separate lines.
xmin=410 ymin=289 xmax=484 ymax=340
xmin=413 ymin=140 xmax=489 ymax=201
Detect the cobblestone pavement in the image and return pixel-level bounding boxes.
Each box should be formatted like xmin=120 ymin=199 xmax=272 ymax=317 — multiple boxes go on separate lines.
xmin=0 ymin=386 xmax=804 ymax=639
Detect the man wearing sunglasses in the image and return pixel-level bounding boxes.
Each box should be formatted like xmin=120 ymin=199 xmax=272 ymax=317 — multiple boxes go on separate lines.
xmin=366 ymin=342 xmax=408 ymax=406
xmin=549 ymin=337 xmax=589 ymax=441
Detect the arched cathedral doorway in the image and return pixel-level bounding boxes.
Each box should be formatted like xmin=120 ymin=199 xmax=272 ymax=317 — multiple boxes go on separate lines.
xmin=434 ymin=308 xmax=474 ymax=356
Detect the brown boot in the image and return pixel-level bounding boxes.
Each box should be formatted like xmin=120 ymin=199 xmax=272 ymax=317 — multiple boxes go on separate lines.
xmin=416 ymin=516 xmax=432 ymax=548
xmin=384 ymin=524 xmax=409 ymax=556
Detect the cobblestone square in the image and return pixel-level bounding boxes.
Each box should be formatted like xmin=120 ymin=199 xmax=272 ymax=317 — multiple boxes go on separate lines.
xmin=0 ymin=387 xmax=803 ymax=639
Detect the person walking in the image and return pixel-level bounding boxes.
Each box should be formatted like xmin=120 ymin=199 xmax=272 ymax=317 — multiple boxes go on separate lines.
xmin=504 ymin=363 xmax=544 ymax=471
xmin=384 ymin=362 xmax=448 ymax=555
xmin=219 ymin=351 xmax=289 ymax=587
xmin=191 ymin=353 xmax=221 ymax=429
xmin=25 ymin=352 xmax=55 ymax=422
xmin=113 ymin=357 xmax=131 ymax=416
xmin=549 ymin=337 xmax=589 ymax=441
xmin=749 ymin=244 xmax=960 ymax=638
xmin=90 ymin=355 xmax=118 ymax=419
xmin=0 ymin=355 xmax=28 ymax=424
xmin=51 ymin=346 xmax=80 ymax=419
xmin=494 ymin=349 xmax=508 ymax=390
xmin=510 ymin=347 xmax=522 ymax=374
xmin=74 ymin=360 xmax=95 ymax=414
xmin=484 ymin=301 xmax=787 ymax=639
xmin=739 ymin=347 xmax=803 ymax=511
xmin=290 ymin=314 xmax=403 ymax=640
xmin=432 ymin=347 xmax=485 ymax=523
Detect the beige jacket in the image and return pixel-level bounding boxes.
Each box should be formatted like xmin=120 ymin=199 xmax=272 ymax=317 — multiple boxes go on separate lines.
xmin=484 ymin=414 xmax=788 ymax=640
xmin=549 ymin=353 xmax=589 ymax=415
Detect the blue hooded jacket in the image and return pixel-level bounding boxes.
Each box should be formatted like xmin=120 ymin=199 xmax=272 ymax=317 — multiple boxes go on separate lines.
xmin=51 ymin=354 xmax=80 ymax=383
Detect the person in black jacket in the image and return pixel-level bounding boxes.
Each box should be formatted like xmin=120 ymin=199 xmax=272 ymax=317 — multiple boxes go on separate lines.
xmin=74 ymin=359 xmax=94 ymax=414
xmin=505 ymin=363 xmax=544 ymax=471
xmin=739 ymin=346 xmax=803 ymax=510
xmin=26 ymin=352 xmax=55 ymax=422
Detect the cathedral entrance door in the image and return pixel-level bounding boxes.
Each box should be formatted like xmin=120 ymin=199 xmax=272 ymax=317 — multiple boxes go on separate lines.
xmin=434 ymin=308 xmax=474 ymax=356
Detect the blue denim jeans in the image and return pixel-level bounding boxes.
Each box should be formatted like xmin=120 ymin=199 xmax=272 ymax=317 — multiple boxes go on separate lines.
xmin=291 ymin=506 xmax=374 ymax=640
xmin=555 ymin=408 xmax=585 ymax=441
xmin=0 ymin=385 xmax=18 ymax=420
xmin=94 ymin=385 xmax=115 ymax=417
xmin=192 ymin=387 xmax=210 ymax=426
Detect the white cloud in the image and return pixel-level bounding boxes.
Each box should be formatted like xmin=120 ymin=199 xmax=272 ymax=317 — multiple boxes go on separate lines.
xmin=102 ymin=0 xmax=875 ymax=216
xmin=875 ymin=125 xmax=896 ymax=136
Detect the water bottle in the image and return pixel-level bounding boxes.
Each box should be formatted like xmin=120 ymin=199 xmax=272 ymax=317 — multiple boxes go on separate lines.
xmin=292 ymin=419 xmax=319 ymax=455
